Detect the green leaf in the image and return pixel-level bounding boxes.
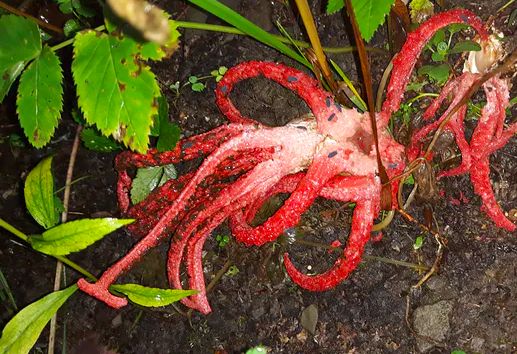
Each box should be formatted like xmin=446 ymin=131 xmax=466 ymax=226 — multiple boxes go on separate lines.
xmin=191 ymin=82 xmax=205 ymax=92
xmin=428 ymin=29 xmax=445 ymax=47
xmin=350 ymin=0 xmax=395 ymax=42
xmin=156 ymin=96 xmax=180 ymax=152
xmin=72 ymin=30 xmax=161 ymax=153
xmin=449 ymin=40 xmax=481 ymax=54
xmin=63 ymin=19 xmax=81 ymax=37
xmin=130 ymin=164 xmax=177 ymax=204
xmin=417 ymin=64 xmax=449 ymax=85
xmin=187 ymin=0 xmax=309 ymax=67
xmin=24 ymin=156 xmax=60 ymax=229
xmin=53 ymin=0 xmax=73 ymax=14
xmin=110 ymin=284 xmax=197 ymax=307
xmin=413 ymin=235 xmax=424 ymax=250
xmin=447 ymin=23 xmax=469 ymax=36
xmin=326 ymin=0 xmax=344 ymax=14
xmin=17 ymin=46 xmax=63 ymax=148
xmin=0 ymin=285 xmax=77 ymax=354
xmin=0 ymin=62 xmax=25 ymax=103
xmin=81 ymin=127 xmax=123 ymax=152
xmin=72 ymin=0 xmax=95 ymax=18
xmin=431 ymin=51 xmax=445 ymax=62
xmin=138 ymin=20 xmax=181 ymax=61
xmin=29 ymin=218 xmax=134 ymax=256
xmin=0 ymin=15 xmax=42 ymax=102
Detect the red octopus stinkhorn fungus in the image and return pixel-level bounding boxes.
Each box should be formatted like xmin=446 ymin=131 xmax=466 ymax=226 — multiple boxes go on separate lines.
xmin=77 ymin=9 xmax=515 ymax=314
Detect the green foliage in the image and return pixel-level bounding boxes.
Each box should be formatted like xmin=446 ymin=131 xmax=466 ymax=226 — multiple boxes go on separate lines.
xmin=0 ymin=15 xmax=41 ymax=102
xmin=72 ymin=30 xmax=161 ymax=153
xmin=53 ymin=0 xmax=95 ymax=18
xmin=0 ymin=268 xmax=17 ymax=315
xmin=29 ymin=218 xmax=134 ymax=256
xmin=326 ymin=0 xmax=394 ymax=41
xmin=155 ymin=96 xmax=181 ymax=152
xmin=81 ymin=127 xmax=123 ymax=152
xmin=246 ymin=345 xmax=268 ymax=354
xmin=110 ymin=284 xmax=197 ymax=307
xmin=188 ymin=75 xmax=206 ymax=92
xmin=211 ymin=65 xmax=228 ymax=82
xmin=130 ymin=164 xmax=177 ymax=204
xmin=413 ymin=235 xmax=424 ymax=249
xmin=24 ymin=156 xmax=60 ymax=229
xmin=186 ymin=0 xmax=309 ymax=67
xmin=350 ymin=0 xmax=395 ymax=42
xmin=216 ymin=234 xmax=230 ymax=248
xmin=421 ymin=24 xmax=481 ymax=85
xmin=63 ymin=19 xmax=82 ymax=37
xmin=326 ymin=0 xmax=344 ymax=14
xmin=418 ymin=64 xmax=449 ymax=84
xmin=451 ymin=350 xmax=466 ymax=354
xmin=409 ymin=0 xmax=434 ymax=23
xmin=0 ymin=285 xmax=77 ymax=354
xmin=225 ymin=265 xmax=240 ymax=277
xmin=17 ymin=46 xmax=63 ymax=148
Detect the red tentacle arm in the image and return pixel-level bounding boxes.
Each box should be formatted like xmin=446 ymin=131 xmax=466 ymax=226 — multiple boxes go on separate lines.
xmin=230 ymin=139 xmax=374 ymax=246
xmin=469 ymin=77 xmax=515 ymax=231
xmin=126 ymin=148 xmax=273 ymax=236
xmin=380 ymin=9 xmax=488 ymax=128
xmin=116 ymin=124 xmax=246 ymax=213
xmin=283 ymin=177 xmax=380 ymax=291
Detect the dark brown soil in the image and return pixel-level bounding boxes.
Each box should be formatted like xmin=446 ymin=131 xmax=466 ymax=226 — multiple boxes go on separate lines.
xmin=1 ymin=1 xmax=516 ymax=353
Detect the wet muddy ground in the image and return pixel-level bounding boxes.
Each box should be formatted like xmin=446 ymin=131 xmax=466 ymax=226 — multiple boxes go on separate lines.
xmin=1 ymin=0 xmax=516 ymax=353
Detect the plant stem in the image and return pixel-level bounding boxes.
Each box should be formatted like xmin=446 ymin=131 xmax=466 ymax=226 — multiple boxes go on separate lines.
xmin=175 ymin=21 xmax=384 ymax=54
xmin=294 ymin=238 xmax=428 ymax=271
xmin=0 ymin=218 xmax=97 ymax=281
xmin=48 ymin=125 xmax=82 ymax=354
xmin=50 ymin=25 xmax=105 ymax=52
xmin=0 ymin=0 xmax=63 ymax=34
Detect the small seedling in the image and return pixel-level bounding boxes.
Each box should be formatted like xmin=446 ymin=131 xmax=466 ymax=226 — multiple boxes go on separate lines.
xmin=210 ymin=66 xmax=228 ymax=82
xmin=418 ymin=24 xmax=481 ymax=84
xmin=184 ymin=66 xmax=229 ymax=92
xmin=215 ymin=234 xmax=230 ymax=248
xmin=413 ymin=234 xmax=425 ymax=250
xmin=225 ymin=265 xmax=239 ymax=277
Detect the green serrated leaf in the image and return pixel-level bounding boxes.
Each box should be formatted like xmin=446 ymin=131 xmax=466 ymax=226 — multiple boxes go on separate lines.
xmin=63 ymin=18 xmax=81 ymax=37
xmin=417 ymin=64 xmax=449 ymax=85
xmin=29 ymin=218 xmax=134 ymax=256
xmin=449 ymin=40 xmax=481 ymax=54
xmin=156 ymin=97 xmax=180 ymax=152
xmin=72 ymin=30 xmax=161 ymax=153
xmin=24 ymin=156 xmax=60 ymax=229
xmin=326 ymin=0 xmax=344 ymax=14
xmin=0 ymin=285 xmax=77 ymax=354
xmin=0 ymin=62 xmax=25 ymax=103
xmin=111 ymin=283 xmax=196 ymax=307
xmin=17 ymin=46 xmax=63 ymax=148
xmin=0 ymin=15 xmax=42 ymax=102
xmin=138 ymin=20 xmax=181 ymax=61
xmin=81 ymin=127 xmax=123 ymax=152
xmin=350 ymin=0 xmax=395 ymax=42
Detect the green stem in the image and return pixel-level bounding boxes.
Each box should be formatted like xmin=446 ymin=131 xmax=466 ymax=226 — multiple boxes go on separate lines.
xmin=407 ymin=93 xmax=439 ymax=106
xmin=50 ymin=25 xmax=105 ymax=52
xmin=175 ymin=21 xmax=385 ymax=55
xmin=0 ymin=218 xmax=97 ymax=281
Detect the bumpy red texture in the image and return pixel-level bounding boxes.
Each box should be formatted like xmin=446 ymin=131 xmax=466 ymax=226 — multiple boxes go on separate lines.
xmin=77 ymin=9 xmax=515 ymax=313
